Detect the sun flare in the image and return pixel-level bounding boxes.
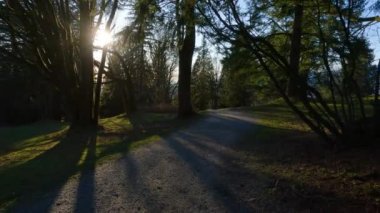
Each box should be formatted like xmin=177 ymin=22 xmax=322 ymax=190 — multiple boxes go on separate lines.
xmin=94 ymin=30 xmax=113 ymax=47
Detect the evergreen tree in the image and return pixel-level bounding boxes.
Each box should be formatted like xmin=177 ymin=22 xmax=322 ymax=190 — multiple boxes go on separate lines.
xmin=192 ymin=41 xmax=215 ymax=110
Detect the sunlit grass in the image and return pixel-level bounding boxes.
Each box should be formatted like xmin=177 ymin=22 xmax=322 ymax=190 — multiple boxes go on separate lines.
xmin=249 ymin=104 xmax=311 ymax=131
xmin=0 ymin=122 xmax=68 ymax=170
xmin=250 ymin=97 xmax=376 ymax=132
xmin=0 ymin=121 xmax=67 ymax=149
xmin=100 ymin=114 xmax=133 ymax=133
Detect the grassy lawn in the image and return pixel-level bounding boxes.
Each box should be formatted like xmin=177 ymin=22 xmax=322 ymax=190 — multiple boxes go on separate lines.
xmin=0 ymin=112 xmax=179 ymax=210
xmin=236 ymin=103 xmax=380 ymax=210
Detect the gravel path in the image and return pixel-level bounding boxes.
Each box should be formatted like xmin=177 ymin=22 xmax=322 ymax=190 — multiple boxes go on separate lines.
xmin=12 ymin=109 xmax=261 ymax=213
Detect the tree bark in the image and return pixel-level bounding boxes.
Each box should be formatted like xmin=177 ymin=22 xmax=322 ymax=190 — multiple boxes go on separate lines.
xmin=79 ymin=0 xmax=95 ymax=126
xmin=177 ymin=0 xmax=196 ymax=117
xmin=288 ymin=1 xmax=304 ymax=98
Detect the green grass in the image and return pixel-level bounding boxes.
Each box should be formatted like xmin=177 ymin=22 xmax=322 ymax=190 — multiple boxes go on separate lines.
xmin=0 ymin=121 xmax=68 ymax=170
xmin=0 ymin=112 xmax=180 ymax=211
xmin=0 ymin=121 xmax=67 ymax=152
xmin=236 ymin=103 xmax=380 ymax=210
xmin=248 ymin=103 xmax=311 ymax=131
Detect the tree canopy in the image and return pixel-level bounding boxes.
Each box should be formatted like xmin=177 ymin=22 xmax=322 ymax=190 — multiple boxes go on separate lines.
xmin=0 ymin=0 xmax=379 ymax=144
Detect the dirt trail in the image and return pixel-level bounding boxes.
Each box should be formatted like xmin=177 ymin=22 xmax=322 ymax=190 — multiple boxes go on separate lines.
xmin=13 ymin=110 xmax=262 ymax=213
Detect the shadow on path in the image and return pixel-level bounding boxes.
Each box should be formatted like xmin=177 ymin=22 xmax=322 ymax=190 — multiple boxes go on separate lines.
xmin=7 ymin=111 xmax=379 ymax=212
xmin=162 ymin=112 xmax=378 ymax=212
xmin=163 ymin=114 xmax=255 ymax=212
xmin=6 ymin=129 xmax=97 ymax=212
xmin=74 ymin=132 xmax=97 ymax=213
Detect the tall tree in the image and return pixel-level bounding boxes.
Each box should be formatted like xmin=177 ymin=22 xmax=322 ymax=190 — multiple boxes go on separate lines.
xmin=177 ymin=0 xmax=196 ymax=117
xmin=288 ymin=1 xmax=304 ymax=98
xmin=150 ymin=22 xmax=177 ymax=104
xmin=0 ymin=0 xmax=117 ymax=127
xmin=79 ymin=0 xmax=96 ymax=125
xmin=191 ymin=40 xmax=217 ymax=110
xmin=192 ymin=46 xmax=212 ymax=109
xmin=200 ymin=0 xmax=376 ymax=143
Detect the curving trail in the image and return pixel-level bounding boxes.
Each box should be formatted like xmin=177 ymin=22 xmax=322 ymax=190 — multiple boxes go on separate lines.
xmin=13 ymin=110 xmax=264 ymax=213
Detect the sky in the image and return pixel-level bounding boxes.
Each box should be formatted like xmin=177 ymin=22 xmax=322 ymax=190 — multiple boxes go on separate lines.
xmin=366 ymin=25 xmax=380 ymax=63
xmin=364 ymin=0 xmax=380 ymax=63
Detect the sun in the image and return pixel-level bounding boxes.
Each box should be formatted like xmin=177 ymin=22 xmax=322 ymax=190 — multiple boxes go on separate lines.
xmin=94 ymin=29 xmax=113 ymax=47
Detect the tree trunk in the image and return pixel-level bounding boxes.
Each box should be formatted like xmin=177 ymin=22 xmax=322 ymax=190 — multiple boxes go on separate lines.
xmin=177 ymin=0 xmax=196 ymax=117
xmin=79 ymin=0 xmax=95 ymax=126
xmin=288 ymin=2 xmax=304 ymax=99
xmin=121 ymin=83 xmax=136 ymax=116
